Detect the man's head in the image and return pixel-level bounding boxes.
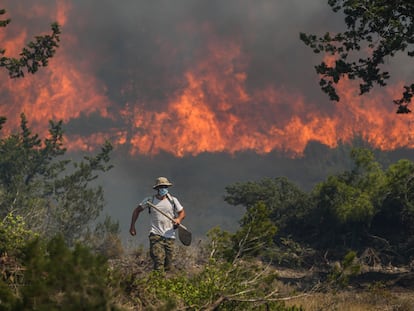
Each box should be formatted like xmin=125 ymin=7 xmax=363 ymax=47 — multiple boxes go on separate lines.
xmin=153 ymin=176 xmax=173 ymax=189
xmin=153 ymin=177 xmax=172 ymax=197
xmin=153 ymin=177 xmax=173 ymax=197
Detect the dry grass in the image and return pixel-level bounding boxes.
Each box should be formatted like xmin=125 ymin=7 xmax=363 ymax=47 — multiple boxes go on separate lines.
xmin=115 ymin=244 xmax=414 ymax=311
xmin=284 ymin=289 xmax=414 ymax=311
xmin=275 ymin=265 xmax=414 ymax=311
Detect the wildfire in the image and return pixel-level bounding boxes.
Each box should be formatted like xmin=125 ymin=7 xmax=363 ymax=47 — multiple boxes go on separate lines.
xmin=0 ymin=2 xmax=111 ymax=140
xmin=0 ymin=2 xmax=412 ymax=157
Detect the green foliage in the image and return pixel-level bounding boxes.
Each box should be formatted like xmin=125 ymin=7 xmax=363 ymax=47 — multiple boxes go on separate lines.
xmin=206 ymin=226 xmax=235 ymax=261
xmin=310 ymin=148 xmax=386 ymax=247
xmin=223 ymin=147 xmax=414 ymax=263
xmin=328 ymin=251 xmax=361 ymax=289
xmin=310 ymin=148 xmax=414 ymax=255
xmin=350 ymin=148 xmax=386 ymax=196
xmin=225 ymin=177 xmax=311 ymax=240
xmin=270 ymin=237 xmax=316 ymax=268
xmin=0 ymin=278 xmax=17 ymax=311
xmin=0 ymin=114 xmax=113 ymax=245
xmin=225 ymin=177 xmax=306 ymax=212
xmin=0 ymin=212 xmax=37 ymax=256
xmin=85 ymin=216 xmax=124 ymax=259
xmin=0 ymin=8 xmax=61 ymax=78
xmin=206 ymin=202 xmax=277 ymax=261
xmin=233 ymin=202 xmax=277 ymax=259
xmin=300 ymin=1 xmax=414 ymax=112
xmin=15 ymin=235 xmax=122 ymax=310
xmin=131 ymin=259 xmax=301 ymax=311
xmin=384 ymin=159 xmax=414 ymax=214
xmin=370 ymin=158 xmax=414 ymax=247
xmin=315 ymin=175 xmax=374 ymax=224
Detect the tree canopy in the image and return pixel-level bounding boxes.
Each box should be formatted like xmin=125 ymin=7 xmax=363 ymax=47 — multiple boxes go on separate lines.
xmin=224 ymin=148 xmax=414 ymax=264
xmin=300 ymin=1 xmax=414 ymax=113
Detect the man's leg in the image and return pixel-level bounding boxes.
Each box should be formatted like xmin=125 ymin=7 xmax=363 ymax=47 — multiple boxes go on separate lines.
xmin=149 ymin=234 xmax=165 ymax=271
xmin=164 ymin=238 xmax=175 ymax=271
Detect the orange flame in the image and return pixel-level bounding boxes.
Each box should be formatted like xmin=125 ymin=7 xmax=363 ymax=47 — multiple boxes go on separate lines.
xmin=0 ymin=2 xmax=111 ymax=141
xmin=117 ymin=48 xmax=412 ymax=157
xmin=0 ymin=2 xmax=412 ymax=157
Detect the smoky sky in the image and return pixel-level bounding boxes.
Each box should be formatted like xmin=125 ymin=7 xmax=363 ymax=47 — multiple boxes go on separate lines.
xmin=2 ymin=1 xmax=414 ymax=247
xmin=66 ymin=0 xmax=340 ymax=109
xmin=3 ymin=0 xmax=411 ymax=113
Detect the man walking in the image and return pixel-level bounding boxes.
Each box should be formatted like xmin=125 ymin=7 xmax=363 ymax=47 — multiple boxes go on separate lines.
xmin=129 ymin=177 xmax=186 ymax=271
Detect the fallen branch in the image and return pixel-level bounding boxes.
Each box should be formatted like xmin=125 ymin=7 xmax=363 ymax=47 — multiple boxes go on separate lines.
xmin=202 ymin=292 xmax=311 ymax=310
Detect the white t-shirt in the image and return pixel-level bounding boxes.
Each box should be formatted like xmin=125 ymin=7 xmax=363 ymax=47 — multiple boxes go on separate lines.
xmin=139 ymin=195 xmax=184 ymax=239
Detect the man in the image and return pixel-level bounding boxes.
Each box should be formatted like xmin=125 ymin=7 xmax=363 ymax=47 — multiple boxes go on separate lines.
xmin=129 ymin=176 xmax=186 ymax=271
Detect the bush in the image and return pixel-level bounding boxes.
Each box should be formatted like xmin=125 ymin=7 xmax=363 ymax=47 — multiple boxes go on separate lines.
xmin=0 ymin=213 xmax=37 ymax=257
xmin=8 ymin=235 xmax=124 ymax=310
xmin=328 ymin=251 xmax=361 ymax=289
xmin=128 ymin=256 xmax=303 ymax=310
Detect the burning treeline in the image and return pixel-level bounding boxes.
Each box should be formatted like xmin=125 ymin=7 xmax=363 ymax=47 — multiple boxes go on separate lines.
xmin=0 ymin=1 xmax=412 ymax=157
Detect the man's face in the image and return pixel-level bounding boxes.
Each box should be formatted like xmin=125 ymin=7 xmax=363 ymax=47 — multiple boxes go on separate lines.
xmin=156 ymin=186 xmax=169 ymax=196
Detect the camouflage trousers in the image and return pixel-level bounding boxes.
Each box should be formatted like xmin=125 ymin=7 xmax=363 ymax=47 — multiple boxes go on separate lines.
xmin=149 ymin=233 xmax=175 ymax=271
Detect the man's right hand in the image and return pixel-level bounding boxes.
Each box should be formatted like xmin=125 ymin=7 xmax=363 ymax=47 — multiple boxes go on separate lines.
xmin=129 ymin=227 xmax=136 ymax=236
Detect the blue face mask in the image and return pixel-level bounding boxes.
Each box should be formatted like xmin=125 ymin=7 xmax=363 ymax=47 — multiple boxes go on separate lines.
xmin=157 ymin=188 xmax=168 ymax=196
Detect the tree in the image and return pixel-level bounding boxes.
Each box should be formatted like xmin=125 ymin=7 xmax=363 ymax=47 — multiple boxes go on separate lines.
xmin=310 ymin=148 xmax=386 ymax=247
xmin=224 ymin=177 xmax=311 ymax=238
xmin=371 ymin=158 xmax=414 ymax=250
xmin=222 ymin=148 xmax=414 ymax=264
xmin=312 ymin=174 xmax=374 ymax=247
xmin=0 ymin=114 xmax=113 ymax=245
xmin=231 ymin=202 xmax=277 ymax=260
xmin=0 ymin=8 xmax=60 ymax=78
xmin=300 ymin=1 xmax=414 ymax=113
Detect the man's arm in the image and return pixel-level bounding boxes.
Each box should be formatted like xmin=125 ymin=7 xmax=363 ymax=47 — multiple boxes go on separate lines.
xmin=129 ymin=205 xmax=144 ymax=236
xmin=174 ymin=209 xmax=186 ymax=226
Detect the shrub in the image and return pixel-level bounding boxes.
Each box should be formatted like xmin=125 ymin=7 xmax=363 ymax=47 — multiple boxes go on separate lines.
xmin=0 ymin=213 xmax=37 ymax=257
xmin=14 ymin=235 xmax=123 ymax=310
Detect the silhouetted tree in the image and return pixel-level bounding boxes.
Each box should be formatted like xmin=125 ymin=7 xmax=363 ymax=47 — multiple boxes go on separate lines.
xmin=0 ymin=8 xmax=60 ymax=78
xmin=300 ymin=1 xmax=414 ymax=113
